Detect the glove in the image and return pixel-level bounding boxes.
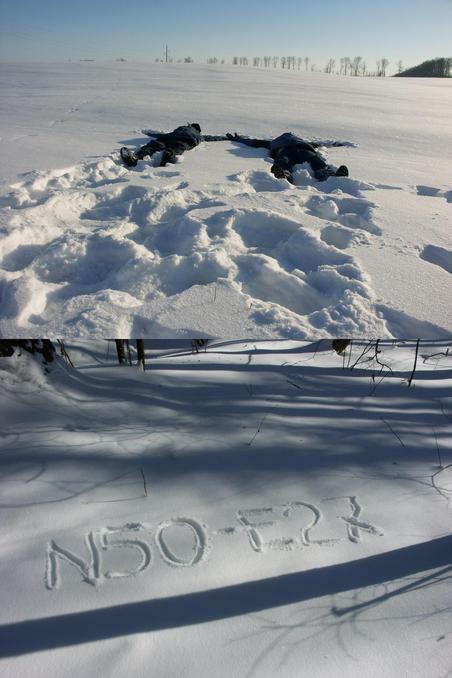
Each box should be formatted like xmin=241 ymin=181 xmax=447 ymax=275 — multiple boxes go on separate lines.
xmin=226 ymin=132 xmax=239 ymax=140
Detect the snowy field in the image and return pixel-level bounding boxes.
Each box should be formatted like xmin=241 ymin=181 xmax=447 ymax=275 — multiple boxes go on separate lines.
xmin=0 ymin=62 xmax=451 ymax=338
xmin=0 ymin=339 xmax=451 ymax=677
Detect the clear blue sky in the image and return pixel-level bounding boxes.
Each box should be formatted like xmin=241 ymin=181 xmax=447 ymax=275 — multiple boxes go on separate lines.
xmin=1 ymin=0 xmax=451 ymax=70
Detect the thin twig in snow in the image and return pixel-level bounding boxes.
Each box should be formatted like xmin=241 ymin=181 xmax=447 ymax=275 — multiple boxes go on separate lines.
xmin=422 ymin=347 xmax=450 ymax=364
xmin=140 ymin=467 xmax=148 ymax=497
xmin=407 ymin=339 xmax=420 ymax=387
xmin=374 ymin=339 xmax=393 ymax=375
xmin=381 ymin=418 xmax=405 ymax=447
xmin=431 ymin=464 xmax=452 ymax=506
xmin=57 ymin=339 xmax=74 ymax=368
xmin=433 ymin=429 xmax=443 ymax=468
xmin=350 ymin=340 xmax=374 ymax=370
xmin=247 ymin=414 xmax=269 ymax=446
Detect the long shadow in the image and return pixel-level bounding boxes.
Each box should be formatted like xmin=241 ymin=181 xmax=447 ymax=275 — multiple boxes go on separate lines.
xmin=0 ymin=535 xmax=451 ymax=658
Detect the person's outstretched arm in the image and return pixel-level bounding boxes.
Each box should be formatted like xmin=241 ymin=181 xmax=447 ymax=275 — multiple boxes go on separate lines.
xmin=201 ymin=134 xmax=230 ymax=142
xmin=226 ymin=133 xmax=271 ymax=149
xmin=308 ymin=139 xmax=356 ymax=148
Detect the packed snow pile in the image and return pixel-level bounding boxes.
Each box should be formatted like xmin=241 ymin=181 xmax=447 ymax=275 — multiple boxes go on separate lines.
xmin=0 ymin=339 xmax=451 ymax=677
xmin=0 ymin=63 xmax=451 ymax=338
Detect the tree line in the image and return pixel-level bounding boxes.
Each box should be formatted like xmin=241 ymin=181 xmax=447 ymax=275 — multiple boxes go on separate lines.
xmin=155 ymin=55 xmax=451 ymax=78
xmin=159 ymin=55 xmax=395 ymax=76
xmin=232 ymin=55 xmax=394 ymax=76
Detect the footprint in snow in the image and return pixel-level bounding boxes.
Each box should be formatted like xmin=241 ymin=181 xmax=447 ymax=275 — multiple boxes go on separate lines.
xmin=420 ymin=244 xmax=452 ymax=275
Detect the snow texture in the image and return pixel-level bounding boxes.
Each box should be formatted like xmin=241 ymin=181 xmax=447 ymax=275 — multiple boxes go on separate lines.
xmin=0 ymin=340 xmax=452 ymax=677
xmin=0 ymin=63 xmax=451 ymax=338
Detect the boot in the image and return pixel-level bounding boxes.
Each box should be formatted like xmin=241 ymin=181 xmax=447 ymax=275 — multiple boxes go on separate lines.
xmin=120 ymin=147 xmax=138 ymax=167
xmin=271 ymin=165 xmax=293 ymax=183
xmin=160 ymin=149 xmax=178 ymax=166
xmin=335 ymin=165 xmax=349 ymax=177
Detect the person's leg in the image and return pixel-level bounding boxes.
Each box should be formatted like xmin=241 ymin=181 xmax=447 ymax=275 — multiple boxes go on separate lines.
xmin=298 ymin=149 xmax=349 ymax=180
xmin=159 ymin=140 xmax=190 ymax=166
xmin=135 ymin=139 xmax=166 ymax=160
xmin=270 ymin=148 xmax=306 ymax=183
xmin=120 ymin=139 xmax=166 ymax=167
xmin=270 ymin=155 xmax=294 ymax=182
xmin=279 ymin=147 xmax=349 ymax=181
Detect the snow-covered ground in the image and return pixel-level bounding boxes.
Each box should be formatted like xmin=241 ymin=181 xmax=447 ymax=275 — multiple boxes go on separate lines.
xmin=0 ymin=339 xmax=451 ymax=677
xmin=0 ymin=62 xmax=451 ymax=338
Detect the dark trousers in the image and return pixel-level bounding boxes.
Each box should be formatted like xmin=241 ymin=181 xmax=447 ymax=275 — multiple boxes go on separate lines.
xmin=136 ymin=137 xmax=193 ymax=161
xmin=272 ymin=145 xmax=327 ymax=177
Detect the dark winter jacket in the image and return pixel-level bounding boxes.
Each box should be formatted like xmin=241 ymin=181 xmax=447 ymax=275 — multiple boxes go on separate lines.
xmin=229 ymin=132 xmax=318 ymax=158
xmin=157 ymin=124 xmax=202 ymax=150
xmin=269 ymin=133 xmax=318 ymax=157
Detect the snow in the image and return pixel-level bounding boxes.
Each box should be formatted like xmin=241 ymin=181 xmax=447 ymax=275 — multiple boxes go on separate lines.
xmin=0 ymin=62 xmax=451 ymax=338
xmin=0 ymin=339 xmax=451 ymax=677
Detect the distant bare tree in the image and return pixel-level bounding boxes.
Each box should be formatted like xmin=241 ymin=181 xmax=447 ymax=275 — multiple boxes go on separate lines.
xmin=325 ymin=58 xmax=335 ymax=74
xmin=232 ymin=56 xmax=239 ymax=65
xmin=397 ymin=60 xmax=403 ymax=74
xmin=340 ymin=57 xmax=350 ymax=75
xmin=281 ymin=56 xmax=287 ymax=69
xmin=272 ymin=56 xmax=279 ymax=68
xmin=376 ymin=58 xmax=389 ymax=76
xmin=304 ymin=56 xmax=310 ymax=71
xmin=297 ymin=56 xmax=303 ymax=70
xmin=352 ymin=56 xmax=362 ymax=76
xmin=253 ymin=57 xmax=261 ymax=67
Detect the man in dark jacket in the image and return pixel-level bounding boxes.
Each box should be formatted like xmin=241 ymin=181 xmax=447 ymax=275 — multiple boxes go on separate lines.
xmin=120 ymin=123 xmax=227 ymax=167
xmin=226 ymin=131 xmax=349 ymax=183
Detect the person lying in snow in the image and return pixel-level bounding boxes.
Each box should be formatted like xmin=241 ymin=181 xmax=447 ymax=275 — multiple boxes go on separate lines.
xmin=120 ymin=123 xmax=227 ymax=167
xmin=226 ymin=131 xmax=349 ymax=183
